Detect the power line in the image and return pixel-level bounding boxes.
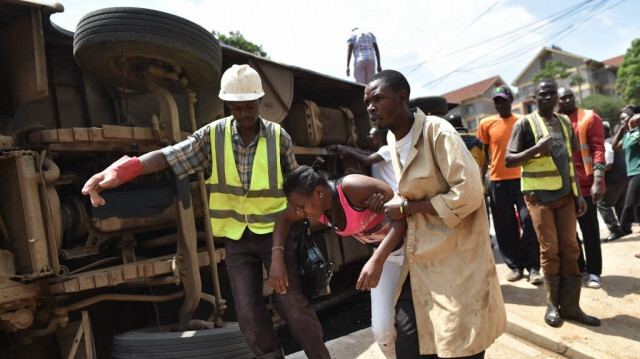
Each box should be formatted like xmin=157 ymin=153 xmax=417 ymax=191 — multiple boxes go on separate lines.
xmin=406 ymin=0 xmax=503 ymax=75
xmin=401 ymin=0 xmax=594 ymax=74
xmin=420 ymin=0 xmax=622 ymax=91
xmin=463 ymin=0 xmax=608 ymax=73
xmin=464 ymin=0 xmax=618 ymax=75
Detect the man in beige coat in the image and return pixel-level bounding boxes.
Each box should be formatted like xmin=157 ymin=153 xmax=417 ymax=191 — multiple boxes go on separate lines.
xmin=364 ymin=70 xmax=506 ymax=358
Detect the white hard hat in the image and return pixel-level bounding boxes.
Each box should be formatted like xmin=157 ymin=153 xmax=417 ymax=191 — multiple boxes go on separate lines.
xmin=218 ymin=64 xmax=265 ymax=101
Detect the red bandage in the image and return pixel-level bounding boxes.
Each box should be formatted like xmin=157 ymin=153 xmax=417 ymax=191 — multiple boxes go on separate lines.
xmin=107 ymin=155 xmax=143 ymax=185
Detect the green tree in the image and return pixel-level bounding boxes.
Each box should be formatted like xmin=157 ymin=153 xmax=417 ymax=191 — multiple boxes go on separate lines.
xmin=581 ymin=94 xmax=626 ymax=128
xmin=212 ymin=30 xmax=267 ymax=57
xmin=570 ymin=73 xmax=586 ymax=106
xmin=616 ymin=38 xmax=640 ymax=104
xmin=533 ymin=60 xmax=587 ymax=106
xmin=532 ymin=60 xmax=571 ymax=83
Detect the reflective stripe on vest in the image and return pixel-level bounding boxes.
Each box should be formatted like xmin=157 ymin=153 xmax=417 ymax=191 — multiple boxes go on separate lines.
xmin=576 ymin=109 xmax=594 ymax=175
xmin=205 ymin=117 xmax=286 ymax=240
xmin=521 ymin=112 xmax=579 ymax=196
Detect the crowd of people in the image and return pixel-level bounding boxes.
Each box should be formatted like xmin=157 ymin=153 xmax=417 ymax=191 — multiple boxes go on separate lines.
xmin=81 ymin=51 xmax=638 ymax=357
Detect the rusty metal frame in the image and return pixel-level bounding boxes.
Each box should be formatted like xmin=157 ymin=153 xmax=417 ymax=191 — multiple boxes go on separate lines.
xmin=66 ymin=311 xmax=95 ymax=359
xmin=185 ymin=89 xmax=226 ymax=325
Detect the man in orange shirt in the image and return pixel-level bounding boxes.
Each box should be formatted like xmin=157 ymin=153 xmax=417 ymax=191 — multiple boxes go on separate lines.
xmin=478 ymin=86 xmax=541 ymax=284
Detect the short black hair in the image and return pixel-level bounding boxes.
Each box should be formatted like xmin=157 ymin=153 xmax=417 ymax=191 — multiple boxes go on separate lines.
xmin=537 ymin=78 xmax=557 ymax=88
xmin=603 ymin=122 xmax=611 ymax=137
xmin=446 ymin=114 xmax=463 ymax=128
xmin=534 ymin=79 xmax=558 ymax=98
xmin=283 ymin=164 xmax=328 ymax=198
xmin=367 ymin=69 xmax=411 ymax=99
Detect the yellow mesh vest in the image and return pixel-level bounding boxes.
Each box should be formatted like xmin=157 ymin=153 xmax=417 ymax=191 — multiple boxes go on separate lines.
xmin=521 ymin=112 xmax=579 ymax=196
xmin=205 ymin=117 xmax=286 ymax=240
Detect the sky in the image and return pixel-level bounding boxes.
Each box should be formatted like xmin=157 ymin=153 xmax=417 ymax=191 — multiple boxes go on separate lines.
xmin=48 ymin=0 xmax=639 ymax=98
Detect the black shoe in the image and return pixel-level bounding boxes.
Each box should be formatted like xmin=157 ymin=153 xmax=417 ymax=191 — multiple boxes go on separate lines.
xmin=604 ymin=228 xmax=625 ymax=242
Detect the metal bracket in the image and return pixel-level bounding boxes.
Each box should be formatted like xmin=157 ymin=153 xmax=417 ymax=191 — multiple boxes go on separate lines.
xmin=66 ymin=311 xmax=95 ymax=359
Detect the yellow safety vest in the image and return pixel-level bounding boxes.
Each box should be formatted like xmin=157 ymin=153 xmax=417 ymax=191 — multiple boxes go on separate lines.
xmin=576 ymin=109 xmax=595 ymax=175
xmin=521 ymin=112 xmax=579 ymax=196
xmin=205 ymin=117 xmax=286 ymax=240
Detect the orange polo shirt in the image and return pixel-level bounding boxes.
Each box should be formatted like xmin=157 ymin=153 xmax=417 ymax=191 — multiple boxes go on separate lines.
xmin=477 ymin=114 xmax=522 ymax=181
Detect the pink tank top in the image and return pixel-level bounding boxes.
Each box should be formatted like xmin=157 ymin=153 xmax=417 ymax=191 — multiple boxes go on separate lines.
xmin=319 ymin=183 xmax=390 ymax=245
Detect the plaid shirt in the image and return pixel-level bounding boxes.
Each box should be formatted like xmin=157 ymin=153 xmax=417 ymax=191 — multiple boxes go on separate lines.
xmin=347 ymin=30 xmax=377 ymax=62
xmin=162 ymin=116 xmax=298 ymax=191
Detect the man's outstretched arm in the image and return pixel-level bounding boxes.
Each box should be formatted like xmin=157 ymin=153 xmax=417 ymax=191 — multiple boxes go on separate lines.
xmin=327 ymin=144 xmax=383 ymax=166
xmin=82 ymin=150 xmax=169 ymax=207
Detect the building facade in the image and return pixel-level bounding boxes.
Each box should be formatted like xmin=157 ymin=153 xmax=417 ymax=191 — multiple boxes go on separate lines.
xmin=511 ymin=46 xmax=622 ymax=115
xmin=441 ymin=76 xmax=507 ymax=131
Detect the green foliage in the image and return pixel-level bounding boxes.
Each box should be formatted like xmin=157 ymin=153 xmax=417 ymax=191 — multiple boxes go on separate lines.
xmin=532 ymin=60 xmax=571 ymax=83
xmin=616 ymin=38 xmax=640 ymax=104
xmin=581 ymin=94 xmax=626 ymax=126
xmin=212 ymin=30 xmax=267 ymax=57
xmin=570 ymin=73 xmax=586 ymax=106
xmin=570 ymin=73 xmax=585 ymax=87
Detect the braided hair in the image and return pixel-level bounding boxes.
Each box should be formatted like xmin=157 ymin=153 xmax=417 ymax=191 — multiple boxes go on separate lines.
xmin=283 ymin=162 xmax=329 ymax=197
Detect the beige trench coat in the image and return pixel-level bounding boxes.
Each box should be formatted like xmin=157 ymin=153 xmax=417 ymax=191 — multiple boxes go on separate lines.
xmin=388 ymin=109 xmax=506 ymax=357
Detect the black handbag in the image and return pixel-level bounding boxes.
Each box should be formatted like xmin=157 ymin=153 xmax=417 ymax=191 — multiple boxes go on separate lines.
xmin=297 ymin=181 xmax=337 ymax=299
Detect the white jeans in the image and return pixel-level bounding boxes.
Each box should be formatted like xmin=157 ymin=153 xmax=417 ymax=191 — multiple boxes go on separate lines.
xmin=370 ymin=247 xmax=404 ymax=359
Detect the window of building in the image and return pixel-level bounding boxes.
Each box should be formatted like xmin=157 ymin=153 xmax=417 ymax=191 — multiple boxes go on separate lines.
xmin=462 ymin=103 xmax=475 ymax=115
xmin=468 ymin=120 xmax=478 ymax=131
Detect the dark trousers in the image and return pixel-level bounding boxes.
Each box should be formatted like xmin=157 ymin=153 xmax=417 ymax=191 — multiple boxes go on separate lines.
xmin=395 ymin=277 xmax=485 ymax=359
xmin=223 ymin=230 xmax=330 ymax=359
xmin=597 ymin=180 xmax=630 ymax=232
xmin=576 ymin=197 xmax=603 ymax=275
xmin=489 ymin=179 xmax=540 ymax=271
xmin=620 ymin=175 xmax=640 ymax=227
